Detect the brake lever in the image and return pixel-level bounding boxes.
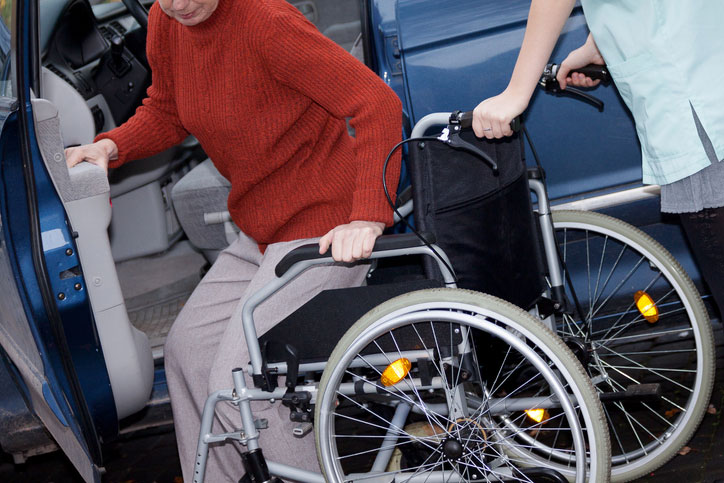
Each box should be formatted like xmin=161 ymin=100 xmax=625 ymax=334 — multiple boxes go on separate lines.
xmin=437 ymin=124 xmax=499 ymax=176
xmin=540 ymin=63 xmax=610 ymax=112
xmin=436 ymin=110 xmax=505 ymax=175
xmin=435 ymin=110 xmax=525 ymax=176
xmin=559 ymin=87 xmax=605 ymax=112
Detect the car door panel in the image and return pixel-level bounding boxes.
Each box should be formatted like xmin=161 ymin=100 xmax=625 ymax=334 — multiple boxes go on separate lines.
xmin=1 ymin=99 xmax=107 ymax=481
xmin=0 ymin=0 xmax=118 ymax=477
xmin=33 ymin=98 xmax=154 ymax=420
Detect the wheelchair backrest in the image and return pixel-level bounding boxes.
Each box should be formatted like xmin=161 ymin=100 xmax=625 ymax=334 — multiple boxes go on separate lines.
xmin=409 ymin=132 xmax=545 ymax=310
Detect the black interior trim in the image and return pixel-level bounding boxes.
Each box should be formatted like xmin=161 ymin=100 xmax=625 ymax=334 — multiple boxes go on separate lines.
xmin=359 ymin=0 xmax=377 ymax=72
xmin=55 ymin=1 xmax=108 ymax=69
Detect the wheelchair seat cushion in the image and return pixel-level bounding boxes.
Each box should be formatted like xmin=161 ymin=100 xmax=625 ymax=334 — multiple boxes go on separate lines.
xmin=259 ymin=279 xmax=442 ymax=364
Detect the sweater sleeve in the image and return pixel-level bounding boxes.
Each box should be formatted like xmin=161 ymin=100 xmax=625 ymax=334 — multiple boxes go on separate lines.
xmin=95 ymin=3 xmax=189 ymax=168
xmin=258 ymin=6 xmax=402 ymax=226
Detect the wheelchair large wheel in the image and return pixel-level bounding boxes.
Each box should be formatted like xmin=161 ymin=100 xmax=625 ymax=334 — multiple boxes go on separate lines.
xmin=315 ymin=288 xmax=610 ymax=482
xmin=551 ymin=210 xmax=715 ymax=481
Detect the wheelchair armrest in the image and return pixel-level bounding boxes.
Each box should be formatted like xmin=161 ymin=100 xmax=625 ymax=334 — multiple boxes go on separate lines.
xmin=274 ymin=232 xmax=436 ymax=277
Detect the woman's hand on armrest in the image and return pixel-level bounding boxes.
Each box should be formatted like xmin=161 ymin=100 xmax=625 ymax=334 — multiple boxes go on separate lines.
xmin=319 ymin=220 xmax=386 ymax=263
xmin=64 ymin=138 xmax=118 ymax=174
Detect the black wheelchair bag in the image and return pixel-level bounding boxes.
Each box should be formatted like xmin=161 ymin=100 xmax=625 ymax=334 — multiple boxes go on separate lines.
xmin=409 ymin=130 xmax=545 ymax=309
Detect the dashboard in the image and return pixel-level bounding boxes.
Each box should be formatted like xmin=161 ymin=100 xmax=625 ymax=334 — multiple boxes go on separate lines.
xmin=41 ymin=0 xmax=152 ymax=136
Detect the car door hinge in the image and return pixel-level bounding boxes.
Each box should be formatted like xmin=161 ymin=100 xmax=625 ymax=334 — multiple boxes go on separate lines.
xmin=384 ymin=35 xmax=402 ymax=75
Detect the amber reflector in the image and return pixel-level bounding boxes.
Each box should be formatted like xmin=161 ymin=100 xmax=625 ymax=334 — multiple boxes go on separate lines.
xmin=524 ymin=408 xmax=549 ymax=424
xmin=381 ymin=358 xmax=412 ymax=387
xmin=634 ymin=290 xmax=659 ymax=323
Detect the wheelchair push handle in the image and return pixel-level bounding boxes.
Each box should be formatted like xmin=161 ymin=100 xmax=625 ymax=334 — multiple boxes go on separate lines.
xmin=550 ymin=63 xmax=610 ymax=84
xmin=571 ymin=63 xmax=610 ymax=82
xmin=540 ymin=63 xmax=611 ymax=112
xmin=451 ymin=110 xmax=521 ymax=133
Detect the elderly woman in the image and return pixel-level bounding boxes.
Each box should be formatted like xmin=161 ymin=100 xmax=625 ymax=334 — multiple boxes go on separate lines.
xmin=65 ymin=0 xmax=402 ymax=479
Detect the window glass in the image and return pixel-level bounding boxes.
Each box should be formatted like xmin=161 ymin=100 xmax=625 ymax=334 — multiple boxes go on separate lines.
xmin=0 ymin=0 xmax=12 ymax=97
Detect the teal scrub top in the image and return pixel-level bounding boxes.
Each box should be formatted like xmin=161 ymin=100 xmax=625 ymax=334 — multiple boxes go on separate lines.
xmin=580 ymin=0 xmax=724 ymax=185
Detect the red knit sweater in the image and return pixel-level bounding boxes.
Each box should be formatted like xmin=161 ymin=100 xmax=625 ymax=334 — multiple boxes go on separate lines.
xmin=97 ymin=0 xmax=402 ymax=247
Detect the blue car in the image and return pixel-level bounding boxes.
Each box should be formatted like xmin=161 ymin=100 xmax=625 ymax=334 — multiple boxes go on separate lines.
xmin=0 ymin=0 xmax=711 ymax=480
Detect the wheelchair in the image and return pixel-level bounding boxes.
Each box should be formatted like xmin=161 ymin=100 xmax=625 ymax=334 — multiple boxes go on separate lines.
xmin=191 ymin=111 xmax=612 ymax=483
xmin=404 ymin=109 xmax=714 ymax=481
xmin=192 ymin=107 xmax=713 ymax=482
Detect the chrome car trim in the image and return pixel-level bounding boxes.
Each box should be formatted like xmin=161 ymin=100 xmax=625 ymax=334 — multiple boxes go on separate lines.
xmin=552 ymin=185 xmax=661 ymax=211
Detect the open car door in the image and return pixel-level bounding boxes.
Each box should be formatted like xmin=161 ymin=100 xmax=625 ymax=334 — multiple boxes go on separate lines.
xmin=0 ymin=0 xmax=118 ymax=480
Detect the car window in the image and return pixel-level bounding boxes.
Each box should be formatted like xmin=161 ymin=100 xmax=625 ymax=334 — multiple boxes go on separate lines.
xmin=0 ymin=0 xmax=12 ymax=97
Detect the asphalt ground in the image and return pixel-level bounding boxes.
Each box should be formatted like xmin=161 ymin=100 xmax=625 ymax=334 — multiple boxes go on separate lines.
xmin=2 ymin=323 xmax=723 ymax=483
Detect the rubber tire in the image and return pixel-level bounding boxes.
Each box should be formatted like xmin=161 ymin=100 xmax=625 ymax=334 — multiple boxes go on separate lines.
xmin=315 ymin=288 xmax=612 ymax=482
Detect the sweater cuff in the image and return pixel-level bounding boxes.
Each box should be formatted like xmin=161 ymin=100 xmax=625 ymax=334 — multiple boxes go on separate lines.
xmin=349 ymin=189 xmax=395 ymax=226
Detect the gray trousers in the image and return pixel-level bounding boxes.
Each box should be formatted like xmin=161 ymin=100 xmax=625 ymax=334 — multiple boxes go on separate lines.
xmin=165 ymin=232 xmax=369 ymax=482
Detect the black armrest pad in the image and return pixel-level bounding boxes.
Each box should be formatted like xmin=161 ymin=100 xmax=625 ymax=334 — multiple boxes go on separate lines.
xmin=274 ymin=232 xmax=436 ymax=277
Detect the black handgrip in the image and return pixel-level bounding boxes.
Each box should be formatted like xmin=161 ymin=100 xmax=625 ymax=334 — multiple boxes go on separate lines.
xmin=539 ymin=63 xmax=608 ymax=111
xmin=457 ymin=110 xmax=474 ymax=128
xmin=541 ymin=63 xmax=611 ymax=89
xmin=454 ymin=110 xmax=521 ymax=133
xmin=274 ymin=232 xmax=437 ymax=277
xmin=570 ymin=63 xmax=611 ymax=84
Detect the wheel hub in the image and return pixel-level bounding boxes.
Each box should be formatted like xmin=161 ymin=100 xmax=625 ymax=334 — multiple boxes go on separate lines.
xmin=441 ymin=438 xmax=464 ymax=460
xmin=442 ymin=418 xmax=488 ymax=463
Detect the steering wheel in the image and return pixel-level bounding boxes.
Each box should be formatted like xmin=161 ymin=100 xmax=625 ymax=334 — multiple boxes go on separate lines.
xmin=121 ymin=0 xmax=148 ymax=31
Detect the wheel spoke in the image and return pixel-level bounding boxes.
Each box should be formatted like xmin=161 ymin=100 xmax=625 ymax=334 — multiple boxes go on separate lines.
xmin=596 ymin=343 xmax=695 ymax=393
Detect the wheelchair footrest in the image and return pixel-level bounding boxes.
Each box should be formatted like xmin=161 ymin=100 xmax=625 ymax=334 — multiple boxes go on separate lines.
xmin=292 ymin=422 xmax=313 ymax=438
xmin=598 ymin=383 xmax=661 ymax=403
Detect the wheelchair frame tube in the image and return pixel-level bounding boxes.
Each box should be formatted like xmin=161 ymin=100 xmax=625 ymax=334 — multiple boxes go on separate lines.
xmin=395 ymin=470 xmax=512 ymax=482
xmin=529 ymin=179 xmax=564 ymax=290
xmin=393 ymin=470 xmax=512 ymax=482
xmin=241 ymin=245 xmax=456 ymax=377
xmin=370 ymin=402 xmax=412 ymax=472
xmin=393 ymin=111 xmax=446 ymax=223
xmin=259 ymin=349 xmax=435 ymax=375
xmin=193 ymin=389 xmax=236 ymax=483
xmin=266 ymin=462 xmax=325 ymax=483
xmin=410 ymin=112 xmax=451 ymax=138
xmin=232 ymin=368 xmax=260 ymax=452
